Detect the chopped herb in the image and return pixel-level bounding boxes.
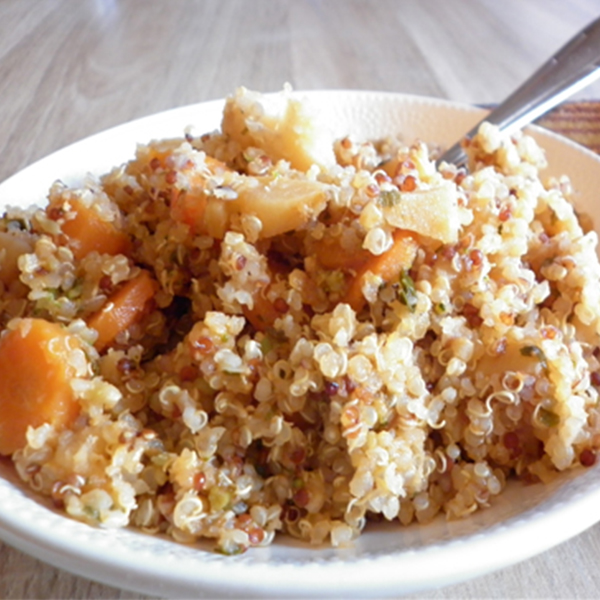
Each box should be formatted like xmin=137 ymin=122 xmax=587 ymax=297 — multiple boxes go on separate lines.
xmin=434 ymin=302 xmax=446 ymax=315
xmin=398 ymin=269 xmax=418 ymax=312
xmin=260 ymin=335 xmax=275 ymax=355
xmin=374 ymin=416 xmax=391 ymax=432
xmin=538 ymin=407 xmax=560 ymax=428
xmin=520 ymin=345 xmax=549 ymax=372
xmin=378 ymin=189 xmax=402 ymax=207
xmin=208 ymin=487 xmax=231 ymax=512
xmin=541 ymin=257 xmax=555 ymax=268
xmin=260 ymin=328 xmax=287 ymax=354
xmin=83 ymin=505 xmax=100 ymax=521
xmin=323 ymin=269 xmax=346 ymax=294
xmin=215 ymin=544 xmax=246 ymax=556
xmin=66 ymin=278 xmax=84 ymax=300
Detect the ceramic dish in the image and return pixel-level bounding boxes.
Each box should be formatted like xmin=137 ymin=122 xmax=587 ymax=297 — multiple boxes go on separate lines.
xmin=1 ymin=91 xmax=600 ymax=599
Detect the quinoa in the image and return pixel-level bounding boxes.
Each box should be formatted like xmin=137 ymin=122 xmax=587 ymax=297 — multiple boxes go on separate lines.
xmin=1 ymin=87 xmax=600 ymax=555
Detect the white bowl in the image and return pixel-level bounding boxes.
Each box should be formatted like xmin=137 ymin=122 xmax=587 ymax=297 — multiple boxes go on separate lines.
xmin=1 ymin=91 xmax=600 ymax=599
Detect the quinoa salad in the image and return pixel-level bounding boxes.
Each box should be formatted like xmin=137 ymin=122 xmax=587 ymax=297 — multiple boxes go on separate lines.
xmin=0 ymin=87 xmax=599 ymax=555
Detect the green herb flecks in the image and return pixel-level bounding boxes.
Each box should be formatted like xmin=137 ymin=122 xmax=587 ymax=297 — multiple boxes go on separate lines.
xmin=66 ymin=278 xmax=84 ymax=300
xmin=399 ymin=269 xmax=418 ymax=313
xmin=538 ymin=406 xmax=560 ymax=428
xmin=260 ymin=335 xmax=275 ymax=355
xmin=260 ymin=328 xmax=287 ymax=355
xmin=520 ymin=345 xmax=549 ymax=373
xmin=541 ymin=256 xmax=556 ymax=269
xmin=434 ymin=302 xmax=447 ymax=315
xmin=208 ymin=487 xmax=231 ymax=512
xmin=378 ymin=189 xmax=402 ymax=208
xmin=83 ymin=505 xmax=100 ymax=522
xmin=322 ymin=269 xmax=346 ymax=294
xmin=215 ymin=544 xmax=246 ymax=556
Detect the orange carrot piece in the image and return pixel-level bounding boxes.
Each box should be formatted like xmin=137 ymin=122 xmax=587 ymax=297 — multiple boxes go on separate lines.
xmin=312 ymin=236 xmax=369 ymax=271
xmin=170 ymin=189 xmax=208 ymax=234
xmin=344 ymin=229 xmax=419 ymax=312
xmin=48 ymin=197 xmax=131 ymax=260
xmin=242 ymin=285 xmax=281 ymax=332
xmin=170 ymin=156 xmax=230 ymax=234
xmin=0 ymin=318 xmax=81 ymax=455
xmin=87 ymin=269 xmax=158 ymax=352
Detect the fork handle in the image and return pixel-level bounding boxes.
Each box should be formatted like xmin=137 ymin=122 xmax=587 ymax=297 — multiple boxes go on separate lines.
xmin=438 ymin=15 xmax=600 ymax=167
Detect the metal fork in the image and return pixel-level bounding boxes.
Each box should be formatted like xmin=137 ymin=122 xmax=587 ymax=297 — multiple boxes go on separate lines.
xmin=437 ymin=15 xmax=600 ymax=168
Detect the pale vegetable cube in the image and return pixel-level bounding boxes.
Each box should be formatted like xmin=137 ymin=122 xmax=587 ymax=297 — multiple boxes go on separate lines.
xmin=222 ymin=86 xmax=335 ymax=172
xmin=203 ymin=176 xmax=329 ymax=239
xmin=381 ymin=183 xmax=460 ymax=244
xmin=238 ymin=177 xmax=328 ymax=238
xmin=478 ymin=342 xmax=543 ymax=375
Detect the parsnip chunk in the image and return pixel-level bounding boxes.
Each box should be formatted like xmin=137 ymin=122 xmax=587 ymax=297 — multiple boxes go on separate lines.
xmin=382 ymin=182 xmax=460 ymax=244
xmin=222 ymin=87 xmax=335 ymax=172
xmin=204 ymin=176 xmax=328 ymax=239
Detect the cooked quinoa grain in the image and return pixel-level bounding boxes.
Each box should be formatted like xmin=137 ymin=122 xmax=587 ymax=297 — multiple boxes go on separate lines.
xmin=1 ymin=87 xmax=600 ymax=554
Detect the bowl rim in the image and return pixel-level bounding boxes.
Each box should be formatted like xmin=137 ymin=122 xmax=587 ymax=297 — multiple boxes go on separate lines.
xmin=1 ymin=89 xmax=600 ymax=598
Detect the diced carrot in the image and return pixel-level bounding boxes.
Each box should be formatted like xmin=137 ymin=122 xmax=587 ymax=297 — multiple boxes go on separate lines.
xmin=312 ymin=236 xmax=369 ymax=271
xmin=48 ymin=197 xmax=131 ymax=260
xmin=380 ymin=156 xmax=401 ymax=179
xmin=242 ymin=285 xmax=281 ymax=332
xmin=170 ymin=189 xmax=208 ymax=234
xmin=241 ymin=253 xmax=296 ymax=332
xmin=87 ymin=269 xmax=158 ymax=352
xmin=170 ymin=156 xmax=230 ymax=234
xmin=343 ymin=229 xmax=419 ymax=312
xmin=0 ymin=318 xmax=82 ymax=455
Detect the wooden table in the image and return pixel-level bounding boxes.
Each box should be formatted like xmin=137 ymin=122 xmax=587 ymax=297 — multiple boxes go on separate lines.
xmin=1 ymin=1 xmax=600 ymax=598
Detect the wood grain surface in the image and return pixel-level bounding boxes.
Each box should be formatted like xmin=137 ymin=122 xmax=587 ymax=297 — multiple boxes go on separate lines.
xmin=2 ymin=1 xmax=600 ymax=598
